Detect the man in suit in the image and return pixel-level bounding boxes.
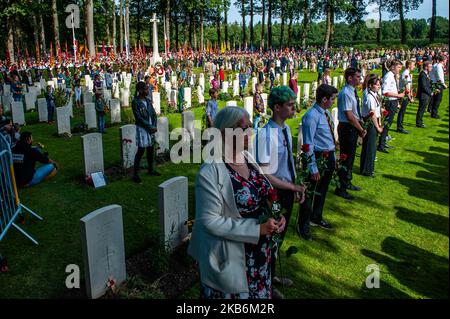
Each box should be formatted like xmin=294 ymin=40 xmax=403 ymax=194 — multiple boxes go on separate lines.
xmin=416 ymin=61 xmax=433 ymax=128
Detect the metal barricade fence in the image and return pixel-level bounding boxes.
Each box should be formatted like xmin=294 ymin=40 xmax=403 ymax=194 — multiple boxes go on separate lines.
xmin=0 ymin=132 xmax=42 ymax=245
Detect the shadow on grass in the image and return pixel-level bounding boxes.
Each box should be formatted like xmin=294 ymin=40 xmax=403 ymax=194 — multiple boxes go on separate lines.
xmin=428 ymin=146 xmax=449 ymax=154
xmin=436 ymin=130 xmax=449 ymax=135
xmin=405 ymin=149 xmax=448 ymax=168
xmin=361 ymin=236 xmax=449 ymax=299
xmin=395 ymin=206 xmax=449 ymax=237
xmin=432 ymin=137 xmax=449 ymax=144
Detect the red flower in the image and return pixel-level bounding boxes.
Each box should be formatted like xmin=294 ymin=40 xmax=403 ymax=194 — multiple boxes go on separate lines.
xmin=369 ymin=111 xmax=375 ymax=118
xmin=383 ymin=92 xmax=389 ymax=97
xmin=323 ymin=151 xmax=330 ymax=159
xmin=382 ymin=110 xmax=389 ymax=117
xmin=340 ymin=153 xmax=348 ymax=161
xmin=268 ymin=188 xmax=278 ymax=202
xmin=404 ymin=75 xmax=409 ymax=79
xmin=301 ymin=144 xmax=310 ymax=153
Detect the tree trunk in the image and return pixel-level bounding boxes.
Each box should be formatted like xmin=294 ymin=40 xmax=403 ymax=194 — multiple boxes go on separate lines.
xmin=399 ymin=0 xmax=406 ymax=44
xmin=224 ymin=4 xmax=229 ymax=49
xmin=193 ymin=17 xmax=197 ymax=50
xmin=188 ymin=11 xmax=193 ymax=48
xmin=137 ymin=0 xmax=141 ymax=42
xmin=429 ymin=0 xmax=436 ymax=43
xmin=86 ymin=0 xmax=95 ymax=58
xmin=241 ymin=0 xmax=246 ymax=49
xmin=261 ymin=0 xmax=265 ymax=50
xmin=113 ymin=0 xmax=117 ymax=52
xmin=287 ymin=14 xmax=293 ymax=48
xmin=175 ymin=10 xmax=179 ymax=51
xmin=120 ymin=0 xmax=124 ymax=52
xmin=250 ymin=0 xmax=254 ymax=50
xmin=105 ymin=0 xmax=111 ymax=45
xmin=7 ymin=16 xmax=14 ymax=63
xmin=217 ymin=9 xmax=221 ymax=47
xmin=200 ymin=8 xmax=204 ymax=52
xmin=33 ymin=14 xmax=40 ymax=56
xmin=377 ymin=0 xmax=382 ymax=44
xmin=268 ymin=0 xmax=272 ymax=49
xmin=280 ymin=0 xmax=286 ymax=49
xmin=301 ymin=0 xmax=309 ymax=48
xmin=324 ymin=1 xmax=332 ymax=51
xmin=52 ymin=0 xmax=60 ymax=55
xmin=166 ymin=0 xmax=171 ymax=51
xmin=330 ymin=5 xmax=335 ymax=46
xmin=125 ymin=0 xmax=130 ymax=53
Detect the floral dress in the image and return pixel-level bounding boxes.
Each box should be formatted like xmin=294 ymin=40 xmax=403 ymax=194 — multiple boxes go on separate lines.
xmin=201 ymin=163 xmax=273 ymax=299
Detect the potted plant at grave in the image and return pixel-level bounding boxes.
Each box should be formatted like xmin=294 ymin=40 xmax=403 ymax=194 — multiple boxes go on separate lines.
xmin=54 ymin=87 xmax=69 ymax=108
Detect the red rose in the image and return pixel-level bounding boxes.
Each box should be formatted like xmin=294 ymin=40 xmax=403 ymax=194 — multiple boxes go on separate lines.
xmin=323 ymin=151 xmax=330 ymax=159
xmin=301 ymin=144 xmax=310 ymax=153
xmin=382 ymin=110 xmax=389 ymax=117
xmin=340 ymin=153 xmax=348 ymax=161
xmin=369 ymin=111 xmax=375 ymax=117
xmin=268 ymin=188 xmax=278 ymax=202
xmin=383 ymin=93 xmax=389 ymax=97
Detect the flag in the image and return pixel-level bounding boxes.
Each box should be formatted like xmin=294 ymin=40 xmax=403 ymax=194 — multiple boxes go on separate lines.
xmin=36 ymin=43 xmax=40 ymax=62
xmin=102 ymin=43 xmax=106 ymax=57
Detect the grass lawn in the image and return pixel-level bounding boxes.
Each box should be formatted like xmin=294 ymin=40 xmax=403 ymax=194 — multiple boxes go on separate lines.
xmin=0 ymin=69 xmax=448 ymax=299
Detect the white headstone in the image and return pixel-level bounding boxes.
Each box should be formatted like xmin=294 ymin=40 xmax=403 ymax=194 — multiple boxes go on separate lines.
xmin=11 ymin=102 xmax=25 ymax=125
xmin=80 ymin=204 xmax=126 ymax=299
xmin=332 ymin=107 xmax=339 ymax=140
xmin=170 ymin=89 xmax=177 ymax=105
xmin=233 ymin=79 xmax=239 ymax=97
xmin=34 ymin=82 xmax=42 ymax=93
xmin=3 ymin=84 xmax=11 ymax=95
xmin=184 ymin=87 xmax=191 ymax=109
xmin=56 ymin=107 xmax=71 ymax=135
xmin=296 ymin=85 xmax=301 ymax=104
xmin=84 ymin=91 xmax=93 ymax=104
xmin=222 ymin=81 xmax=229 ymax=93
xmin=81 ymin=133 xmax=104 ymax=176
xmin=113 ymin=83 xmax=120 ymax=99
xmin=103 ymin=89 xmax=112 ymax=103
xmin=312 ymin=81 xmax=318 ymax=96
xmin=158 ymin=177 xmax=189 ymax=251
xmin=66 ymin=97 xmax=74 ymax=118
xmin=252 ymin=77 xmax=258 ymax=94
xmin=226 ymin=100 xmax=238 ymax=107
xmin=261 ymin=93 xmax=268 ymax=114
xmin=244 ymin=97 xmax=254 ymax=123
xmin=37 ymin=98 xmax=48 ymax=122
xmin=120 ymin=88 xmax=130 ymax=107
xmin=297 ymin=123 xmax=303 ymax=154
xmin=182 ymin=111 xmax=195 ymax=139
xmin=52 ymin=78 xmax=58 ymax=88
xmin=303 ymin=83 xmax=310 ymax=100
xmin=24 ymin=92 xmax=36 ymax=111
xmin=332 ymin=77 xmax=338 ymax=88
xmin=197 ymin=86 xmax=204 ymax=104
xmin=199 ymin=73 xmax=205 ymax=90
xmin=156 ymin=117 xmax=170 ymax=154
xmin=84 ymin=103 xmax=97 ymax=129
xmin=120 ymin=124 xmax=137 ymax=169
xmin=110 ymin=99 xmax=121 ymax=124
xmin=1 ymin=95 xmax=12 ymax=113
xmin=339 ymin=75 xmax=344 ymax=87
xmin=152 ymin=92 xmax=161 ymax=115
xmin=283 ymin=72 xmax=288 ymax=86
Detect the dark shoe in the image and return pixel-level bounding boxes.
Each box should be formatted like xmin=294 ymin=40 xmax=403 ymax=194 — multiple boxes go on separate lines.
xmin=348 ymin=184 xmax=362 ymax=191
xmin=311 ymin=220 xmax=332 ymax=230
xmin=377 ymin=148 xmax=389 ymax=154
xmin=132 ymin=175 xmax=142 ymax=184
xmin=296 ymin=224 xmax=312 ymax=241
xmin=385 ymin=144 xmax=394 ymax=149
xmin=396 ymin=129 xmax=409 ymax=134
xmin=431 ymin=115 xmax=440 ymax=119
xmin=334 ymin=189 xmax=355 ymax=200
xmin=362 ymin=172 xmax=375 ymax=178
xmin=149 ymin=170 xmax=161 ymax=176
xmin=416 ymin=124 xmax=425 ymax=128
xmin=273 ymin=276 xmax=293 ymax=287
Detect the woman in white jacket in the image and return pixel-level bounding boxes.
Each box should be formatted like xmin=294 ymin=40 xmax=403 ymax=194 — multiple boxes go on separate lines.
xmin=188 ymin=106 xmax=285 ymax=299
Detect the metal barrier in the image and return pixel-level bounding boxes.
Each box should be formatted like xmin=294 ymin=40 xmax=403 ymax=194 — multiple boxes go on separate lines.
xmin=0 ymin=132 xmax=42 ymax=245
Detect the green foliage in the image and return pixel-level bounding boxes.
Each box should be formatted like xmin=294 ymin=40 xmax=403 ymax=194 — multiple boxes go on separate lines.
xmin=54 ymin=87 xmax=69 ymax=108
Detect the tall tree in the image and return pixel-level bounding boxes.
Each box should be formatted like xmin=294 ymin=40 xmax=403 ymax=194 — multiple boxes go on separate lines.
xmin=166 ymin=0 xmax=171 ymax=51
xmin=301 ymin=0 xmax=310 ymax=48
xmin=224 ymin=0 xmax=229 ymax=48
xmin=377 ymin=0 xmax=382 ymax=44
xmin=249 ymin=0 xmax=254 ymax=50
xmin=429 ymin=0 xmax=436 ymax=43
xmin=112 ymin=0 xmax=116 ymax=52
xmin=136 ymin=0 xmax=141 ymax=42
xmin=125 ymin=0 xmax=130 ymax=52
xmin=86 ymin=0 xmax=95 ymax=58
xmin=119 ymin=0 xmax=124 ymax=52
xmin=39 ymin=0 xmax=46 ymax=54
xmin=240 ymin=0 xmax=246 ymax=48
xmin=51 ymin=0 xmax=59 ymax=55
xmin=261 ymin=0 xmax=266 ymax=49
xmin=280 ymin=0 xmax=286 ymax=49
xmin=384 ymin=0 xmax=423 ymax=44
xmin=105 ymin=0 xmax=111 ymax=45
xmin=200 ymin=2 xmax=205 ymax=52
xmin=267 ymin=0 xmax=272 ymax=48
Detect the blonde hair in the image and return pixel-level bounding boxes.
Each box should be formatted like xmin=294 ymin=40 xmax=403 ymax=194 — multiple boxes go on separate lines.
xmin=213 ymin=106 xmax=249 ymax=131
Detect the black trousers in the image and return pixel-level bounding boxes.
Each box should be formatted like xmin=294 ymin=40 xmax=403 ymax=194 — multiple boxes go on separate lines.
xmin=133 ymin=146 xmax=154 ymax=175
xmin=271 ymin=188 xmax=294 ymax=277
xmin=378 ymin=100 xmax=398 ymax=150
xmin=298 ymin=152 xmax=336 ymax=232
xmin=430 ymin=91 xmax=443 ymax=117
xmin=360 ymin=124 xmax=377 ymax=175
xmin=397 ymin=98 xmax=409 ymax=130
xmin=337 ymin=122 xmax=359 ymax=192
xmin=416 ymin=95 xmax=431 ymax=126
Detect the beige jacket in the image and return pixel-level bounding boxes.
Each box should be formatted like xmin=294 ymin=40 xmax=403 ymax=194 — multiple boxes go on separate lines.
xmin=187 ymin=153 xmax=265 ymax=294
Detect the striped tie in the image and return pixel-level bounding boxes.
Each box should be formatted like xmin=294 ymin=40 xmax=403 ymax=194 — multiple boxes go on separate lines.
xmin=325 ymin=111 xmax=336 ymax=147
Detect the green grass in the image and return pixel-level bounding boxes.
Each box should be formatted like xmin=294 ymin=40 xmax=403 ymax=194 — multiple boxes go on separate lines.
xmin=0 ymin=69 xmax=448 ymax=299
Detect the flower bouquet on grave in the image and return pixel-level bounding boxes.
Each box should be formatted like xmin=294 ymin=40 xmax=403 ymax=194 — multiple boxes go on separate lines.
xmin=54 ymin=87 xmax=68 ymax=108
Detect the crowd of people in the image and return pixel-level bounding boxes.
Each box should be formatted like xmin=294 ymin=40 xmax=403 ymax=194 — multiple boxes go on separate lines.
xmin=0 ymin=45 xmax=448 ymax=297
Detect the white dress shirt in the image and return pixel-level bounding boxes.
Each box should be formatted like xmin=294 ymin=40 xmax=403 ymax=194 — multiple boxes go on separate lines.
xmin=430 ymin=63 xmax=445 ymax=84
xmin=382 ymin=71 xmax=399 ymax=101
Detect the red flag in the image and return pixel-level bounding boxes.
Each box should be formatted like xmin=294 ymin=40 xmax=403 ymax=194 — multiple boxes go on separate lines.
xmin=102 ymin=43 xmax=106 ymax=57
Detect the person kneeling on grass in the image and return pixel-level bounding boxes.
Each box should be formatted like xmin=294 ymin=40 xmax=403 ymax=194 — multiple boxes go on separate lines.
xmin=12 ymin=131 xmax=58 ymax=188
